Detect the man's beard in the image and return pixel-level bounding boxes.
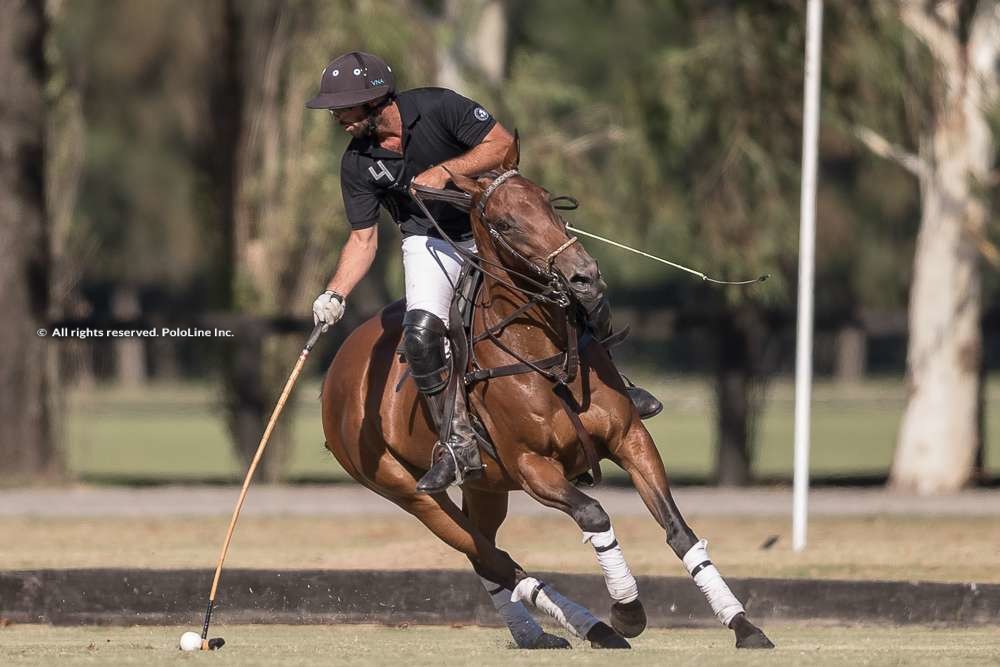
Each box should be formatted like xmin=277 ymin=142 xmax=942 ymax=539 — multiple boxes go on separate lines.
xmin=345 ymin=117 xmax=374 ymax=138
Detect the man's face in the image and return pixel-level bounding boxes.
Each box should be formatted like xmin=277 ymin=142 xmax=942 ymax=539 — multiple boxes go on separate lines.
xmin=331 ymin=105 xmax=370 ymax=138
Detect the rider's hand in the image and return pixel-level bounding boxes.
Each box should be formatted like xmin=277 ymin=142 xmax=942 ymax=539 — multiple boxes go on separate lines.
xmin=410 ymin=164 xmax=451 ymax=193
xmin=313 ymin=290 xmax=345 ymax=332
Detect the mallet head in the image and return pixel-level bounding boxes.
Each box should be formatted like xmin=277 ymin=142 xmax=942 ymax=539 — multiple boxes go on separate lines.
xmin=201 ymin=637 xmax=225 ymax=651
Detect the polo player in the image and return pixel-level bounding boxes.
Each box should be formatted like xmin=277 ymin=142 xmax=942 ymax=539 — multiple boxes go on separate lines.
xmin=308 ymin=51 xmax=661 ymax=494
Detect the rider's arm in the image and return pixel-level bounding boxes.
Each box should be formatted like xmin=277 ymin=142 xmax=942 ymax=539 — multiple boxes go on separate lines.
xmin=413 ymin=123 xmax=513 ymax=190
xmin=412 ymin=92 xmax=514 ymax=190
xmin=327 ymin=147 xmax=382 ymax=299
xmin=325 ymin=226 xmax=378 ymax=298
xmin=437 ymin=123 xmax=513 ymax=178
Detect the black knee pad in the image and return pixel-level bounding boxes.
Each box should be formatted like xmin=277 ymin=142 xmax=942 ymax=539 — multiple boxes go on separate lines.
xmin=402 ymin=309 xmax=450 ymax=394
xmin=573 ymin=499 xmax=611 ymax=532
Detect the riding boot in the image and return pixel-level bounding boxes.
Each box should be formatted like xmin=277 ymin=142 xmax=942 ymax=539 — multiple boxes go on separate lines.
xmin=586 ymin=297 xmax=663 ymax=420
xmin=416 ymin=389 xmax=484 ymax=494
xmin=401 ymin=309 xmax=484 ymax=494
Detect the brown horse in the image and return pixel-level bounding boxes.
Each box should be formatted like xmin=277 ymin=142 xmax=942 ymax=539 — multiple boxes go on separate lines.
xmin=321 ymin=140 xmax=774 ymax=650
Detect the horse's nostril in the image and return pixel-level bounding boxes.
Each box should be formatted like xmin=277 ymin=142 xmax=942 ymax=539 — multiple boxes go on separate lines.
xmin=570 ymin=273 xmax=594 ymax=288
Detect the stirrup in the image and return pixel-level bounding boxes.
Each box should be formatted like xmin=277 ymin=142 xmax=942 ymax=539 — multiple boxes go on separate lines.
xmin=430 ymin=438 xmax=484 ymax=487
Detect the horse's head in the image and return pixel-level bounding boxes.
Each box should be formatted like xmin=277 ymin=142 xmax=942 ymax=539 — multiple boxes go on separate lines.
xmin=449 ymin=137 xmax=606 ymax=311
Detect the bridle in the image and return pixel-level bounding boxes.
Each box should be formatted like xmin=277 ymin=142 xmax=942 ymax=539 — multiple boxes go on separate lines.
xmin=409 ymin=170 xmax=589 ymax=384
xmin=477 ymin=169 xmax=581 ymax=288
xmin=409 ymin=170 xmax=580 ymax=308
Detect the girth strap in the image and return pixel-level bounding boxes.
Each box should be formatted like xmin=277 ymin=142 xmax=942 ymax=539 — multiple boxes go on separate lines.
xmin=553 ymin=384 xmax=603 ymax=486
xmin=465 ymin=351 xmax=566 ymax=385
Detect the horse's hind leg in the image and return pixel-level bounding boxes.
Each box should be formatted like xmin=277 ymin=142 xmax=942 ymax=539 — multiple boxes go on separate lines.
xmin=368 ymin=452 xmax=610 ymax=647
xmin=452 ymin=487 xmax=618 ymax=649
xmin=393 ymin=485 xmax=607 ymax=646
xmin=515 ymin=452 xmax=642 ymax=645
xmin=613 ymin=423 xmax=775 ymax=649
xmin=384 ymin=484 xmax=523 ymax=589
xmin=461 ymin=488 xmax=570 ymax=650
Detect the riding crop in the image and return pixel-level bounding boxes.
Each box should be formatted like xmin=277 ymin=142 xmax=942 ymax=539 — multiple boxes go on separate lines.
xmin=192 ymin=323 xmax=326 ymax=651
xmin=564 ymin=224 xmax=769 ymax=286
xmin=406 ymin=183 xmax=767 ymax=287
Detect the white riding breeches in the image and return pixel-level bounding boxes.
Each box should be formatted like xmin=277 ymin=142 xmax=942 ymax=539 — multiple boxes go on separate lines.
xmin=402 ymin=235 xmax=477 ymax=327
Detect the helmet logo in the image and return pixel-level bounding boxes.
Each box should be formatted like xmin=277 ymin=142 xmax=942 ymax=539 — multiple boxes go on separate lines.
xmin=474 ymin=107 xmax=490 ymax=122
xmin=331 ymin=69 xmax=339 ymax=77
xmin=370 ymin=78 xmax=384 ymax=86
xmin=353 ymin=68 xmax=362 ymax=75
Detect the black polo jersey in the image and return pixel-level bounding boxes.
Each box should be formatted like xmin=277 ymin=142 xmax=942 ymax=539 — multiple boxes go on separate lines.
xmin=339 ymin=87 xmax=497 ymax=241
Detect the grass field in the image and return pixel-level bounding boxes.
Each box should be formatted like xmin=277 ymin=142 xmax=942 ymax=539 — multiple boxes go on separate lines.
xmin=3 ymin=514 xmax=998 ymax=583
xmin=2 ymin=624 xmax=999 ymax=666
xmin=64 ymin=376 xmax=1000 ymax=483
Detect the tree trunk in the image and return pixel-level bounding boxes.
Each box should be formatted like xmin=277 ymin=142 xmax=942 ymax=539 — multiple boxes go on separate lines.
xmin=204 ymin=0 xmax=276 ymax=478
xmin=222 ymin=321 xmax=267 ymax=475
xmin=715 ymin=364 xmax=752 ymax=486
xmin=0 ymin=0 xmax=58 ymax=481
xmin=111 ymin=286 xmax=146 ymax=386
xmin=891 ymin=0 xmax=999 ymax=493
xmin=853 ymin=4 xmax=999 ymax=493
xmin=713 ymin=309 xmax=766 ymax=486
xmin=834 ymin=324 xmax=867 ymax=383
xmin=223 ymin=2 xmax=309 ymax=482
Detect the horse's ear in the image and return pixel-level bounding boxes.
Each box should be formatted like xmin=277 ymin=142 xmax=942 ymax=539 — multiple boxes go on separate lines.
xmin=501 ymin=129 xmax=519 ymax=171
xmin=445 ymin=167 xmax=484 ymax=197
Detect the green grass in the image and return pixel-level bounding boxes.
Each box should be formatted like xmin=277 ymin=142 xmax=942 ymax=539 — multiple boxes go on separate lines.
xmin=2 ymin=624 xmax=999 ymax=666
xmin=64 ymin=376 xmax=1000 ymax=483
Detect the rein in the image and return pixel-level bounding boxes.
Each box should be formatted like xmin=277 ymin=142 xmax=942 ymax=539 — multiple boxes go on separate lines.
xmin=407 ymin=172 xmax=582 ymax=384
xmin=410 ymin=183 xmax=569 ymax=307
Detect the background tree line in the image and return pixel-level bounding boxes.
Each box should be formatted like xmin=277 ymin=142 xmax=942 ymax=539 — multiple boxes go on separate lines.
xmin=1 ymin=0 xmax=997 ymax=489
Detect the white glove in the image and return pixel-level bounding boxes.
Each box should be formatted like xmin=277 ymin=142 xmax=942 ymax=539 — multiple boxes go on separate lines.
xmin=313 ymin=290 xmax=345 ymax=331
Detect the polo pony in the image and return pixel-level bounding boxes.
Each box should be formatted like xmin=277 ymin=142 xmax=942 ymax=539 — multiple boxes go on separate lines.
xmin=321 ymin=138 xmax=774 ymax=650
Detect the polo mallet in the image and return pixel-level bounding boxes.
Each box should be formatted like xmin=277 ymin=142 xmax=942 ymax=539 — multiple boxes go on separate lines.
xmin=196 ymin=323 xmax=326 ymax=650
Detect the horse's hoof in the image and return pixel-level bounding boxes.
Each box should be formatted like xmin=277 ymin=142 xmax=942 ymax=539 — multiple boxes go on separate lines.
xmin=586 ymin=621 xmax=631 ymax=649
xmin=525 ymin=632 xmax=571 ymax=649
xmin=610 ymin=599 xmax=647 ymax=638
xmin=730 ymin=613 xmax=775 ymax=649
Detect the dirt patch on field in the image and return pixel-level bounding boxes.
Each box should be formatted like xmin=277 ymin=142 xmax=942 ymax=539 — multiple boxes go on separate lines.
xmin=1 ymin=515 xmax=998 ymax=583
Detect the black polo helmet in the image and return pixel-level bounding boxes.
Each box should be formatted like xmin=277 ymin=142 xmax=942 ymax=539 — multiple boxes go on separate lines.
xmin=306 ymin=51 xmax=395 ymax=110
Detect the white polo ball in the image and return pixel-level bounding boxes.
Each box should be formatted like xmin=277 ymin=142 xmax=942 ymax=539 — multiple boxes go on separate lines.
xmin=179 ymin=631 xmax=202 ymax=651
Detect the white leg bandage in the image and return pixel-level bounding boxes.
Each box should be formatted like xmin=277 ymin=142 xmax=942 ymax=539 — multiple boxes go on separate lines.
xmin=582 ymin=528 xmax=639 ymax=604
xmin=511 ymin=576 xmax=600 ymax=638
xmin=682 ymin=538 xmax=745 ymax=626
xmin=479 ymin=577 xmax=544 ymax=648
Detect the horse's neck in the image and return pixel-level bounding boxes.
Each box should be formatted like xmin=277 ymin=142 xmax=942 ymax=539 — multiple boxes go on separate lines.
xmin=477 ymin=275 xmax=568 ymax=353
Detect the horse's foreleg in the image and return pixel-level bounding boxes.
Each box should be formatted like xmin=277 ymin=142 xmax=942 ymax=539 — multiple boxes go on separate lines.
xmin=515 ymin=452 xmax=641 ymax=645
xmin=462 ymin=487 xmax=570 ymax=650
xmin=613 ymin=424 xmax=775 ymax=649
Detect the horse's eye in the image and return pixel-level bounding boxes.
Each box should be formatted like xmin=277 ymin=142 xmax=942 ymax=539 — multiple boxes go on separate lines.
xmin=493 ymin=219 xmax=511 ymax=232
